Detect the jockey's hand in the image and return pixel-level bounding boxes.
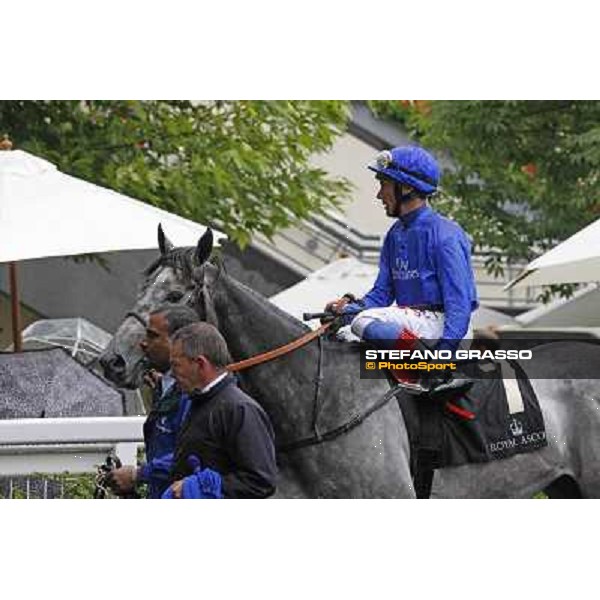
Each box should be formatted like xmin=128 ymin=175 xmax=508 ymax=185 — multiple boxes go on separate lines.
xmin=324 ymin=297 xmax=351 ymax=315
xmin=107 ymin=465 xmax=137 ymax=495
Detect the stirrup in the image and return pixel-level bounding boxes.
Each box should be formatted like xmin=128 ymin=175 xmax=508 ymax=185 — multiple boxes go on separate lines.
xmin=396 ymin=380 xmax=430 ymax=396
xmin=388 ymin=372 xmax=429 ymax=395
xmin=426 ymin=377 xmax=474 ymax=398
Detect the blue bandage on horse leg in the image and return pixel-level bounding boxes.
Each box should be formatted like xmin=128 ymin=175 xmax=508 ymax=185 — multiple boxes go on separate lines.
xmin=362 ymin=321 xmax=403 ymax=350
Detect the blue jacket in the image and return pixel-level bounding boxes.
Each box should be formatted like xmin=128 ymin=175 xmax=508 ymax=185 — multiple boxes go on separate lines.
xmin=359 ymin=205 xmax=478 ymax=350
xmin=137 ymin=373 xmax=190 ymax=499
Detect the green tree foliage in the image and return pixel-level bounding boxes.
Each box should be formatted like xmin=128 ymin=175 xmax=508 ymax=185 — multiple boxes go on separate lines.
xmin=369 ymin=101 xmax=600 ymax=294
xmin=1 ymin=101 xmax=351 ymax=246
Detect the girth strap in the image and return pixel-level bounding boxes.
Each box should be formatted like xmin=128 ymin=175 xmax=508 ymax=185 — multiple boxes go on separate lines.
xmin=278 ymin=383 xmax=404 ymax=453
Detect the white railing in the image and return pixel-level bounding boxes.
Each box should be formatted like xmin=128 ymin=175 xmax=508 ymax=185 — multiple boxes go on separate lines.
xmin=0 ymin=416 xmax=145 ymax=477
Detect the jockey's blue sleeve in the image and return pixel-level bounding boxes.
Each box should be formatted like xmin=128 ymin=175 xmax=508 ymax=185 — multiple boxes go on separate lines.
xmin=435 ymin=236 xmax=474 ymax=351
xmin=361 ymin=232 xmax=394 ymax=309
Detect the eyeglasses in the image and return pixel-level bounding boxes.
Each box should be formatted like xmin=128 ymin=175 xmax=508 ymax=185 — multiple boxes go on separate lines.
xmin=374 ymin=150 xmax=394 ymax=170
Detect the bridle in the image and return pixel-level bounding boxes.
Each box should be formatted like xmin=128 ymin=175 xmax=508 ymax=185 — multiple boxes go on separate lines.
xmin=110 ymin=254 xmax=200 ymax=374
xmin=123 ymin=250 xmax=202 ymax=331
xmin=124 ymin=310 xmax=148 ymax=329
xmin=124 ymin=286 xmax=197 ymax=330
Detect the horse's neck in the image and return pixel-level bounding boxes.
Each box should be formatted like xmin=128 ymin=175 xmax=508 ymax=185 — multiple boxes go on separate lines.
xmin=213 ymin=273 xmax=311 ymax=362
xmin=211 ymin=271 xmax=397 ymax=455
xmin=212 ymin=273 xmax=326 ymax=435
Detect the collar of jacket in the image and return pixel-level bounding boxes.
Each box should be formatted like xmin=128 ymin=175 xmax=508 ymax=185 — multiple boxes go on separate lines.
xmin=152 ymin=370 xmax=180 ymax=413
xmin=189 ymin=373 xmax=236 ymax=403
xmin=398 ymin=204 xmax=431 ymax=228
xmin=160 ymin=370 xmax=176 ymax=396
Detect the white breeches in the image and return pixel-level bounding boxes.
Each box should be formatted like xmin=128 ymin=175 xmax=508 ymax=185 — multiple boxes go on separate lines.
xmin=350 ymin=306 xmax=473 ymax=345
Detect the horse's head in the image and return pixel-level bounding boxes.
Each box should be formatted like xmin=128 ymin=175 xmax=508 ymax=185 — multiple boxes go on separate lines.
xmin=100 ymin=225 xmax=214 ymax=388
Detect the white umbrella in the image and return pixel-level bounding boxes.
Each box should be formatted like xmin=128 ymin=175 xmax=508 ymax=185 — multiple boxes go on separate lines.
xmin=514 ymin=284 xmax=600 ymax=328
xmin=0 ymin=139 xmax=225 ymax=349
xmin=505 ymin=217 xmax=600 ymax=289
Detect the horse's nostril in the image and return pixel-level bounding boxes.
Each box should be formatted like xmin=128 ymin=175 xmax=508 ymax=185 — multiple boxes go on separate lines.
xmin=101 ymin=353 xmax=126 ymax=377
xmin=112 ymin=355 xmax=126 ymax=369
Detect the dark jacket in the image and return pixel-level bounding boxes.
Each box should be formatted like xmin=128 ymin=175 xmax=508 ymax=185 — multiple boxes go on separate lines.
xmin=172 ymin=374 xmax=277 ymax=498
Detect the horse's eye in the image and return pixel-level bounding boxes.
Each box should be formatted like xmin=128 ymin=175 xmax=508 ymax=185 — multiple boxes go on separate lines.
xmin=165 ymin=291 xmax=184 ymax=303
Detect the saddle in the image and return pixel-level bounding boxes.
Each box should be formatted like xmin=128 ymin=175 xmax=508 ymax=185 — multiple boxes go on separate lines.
xmin=396 ymin=358 xmax=548 ymax=487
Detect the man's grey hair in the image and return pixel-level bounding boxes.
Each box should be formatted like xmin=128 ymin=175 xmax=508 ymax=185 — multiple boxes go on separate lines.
xmin=151 ymin=305 xmax=198 ymax=335
xmin=171 ymin=322 xmax=232 ymax=368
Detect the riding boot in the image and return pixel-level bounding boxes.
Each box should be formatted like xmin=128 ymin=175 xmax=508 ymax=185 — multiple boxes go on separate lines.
xmin=394 ymin=332 xmax=474 ymax=397
xmin=421 ymin=369 xmax=474 ymax=397
xmin=414 ymin=338 xmax=474 ymax=397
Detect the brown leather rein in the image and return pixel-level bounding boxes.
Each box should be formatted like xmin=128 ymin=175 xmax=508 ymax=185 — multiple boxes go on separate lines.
xmin=226 ymin=321 xmax=333 ymax=373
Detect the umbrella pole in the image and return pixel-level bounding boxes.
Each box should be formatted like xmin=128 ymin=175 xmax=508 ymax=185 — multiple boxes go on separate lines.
xmin=1 ymin=135 xmax=21 ymax=351
xmin=8 ymin=262 xmax=22 ymax=352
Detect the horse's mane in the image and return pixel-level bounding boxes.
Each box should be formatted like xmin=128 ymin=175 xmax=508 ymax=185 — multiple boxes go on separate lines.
xmin=207 ymin=261 xmax=310 ymax=333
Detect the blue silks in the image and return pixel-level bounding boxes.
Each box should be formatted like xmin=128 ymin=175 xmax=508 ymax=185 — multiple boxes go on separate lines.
xmin=358 ymin=206 xmax=478 ymax=350
xmin=161 ymin=455 xmax=223 ymax=500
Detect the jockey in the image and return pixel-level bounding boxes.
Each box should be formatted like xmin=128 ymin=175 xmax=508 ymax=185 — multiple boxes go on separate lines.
xmin=326 ymin=145 xmax=479 ymax=395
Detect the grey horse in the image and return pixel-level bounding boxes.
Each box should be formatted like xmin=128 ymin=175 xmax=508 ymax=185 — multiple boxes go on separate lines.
xmin=100 ymin=229 xmax=600 ymax=498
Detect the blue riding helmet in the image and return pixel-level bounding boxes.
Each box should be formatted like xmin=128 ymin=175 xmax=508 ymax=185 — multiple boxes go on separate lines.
xmin=368 ymin=145 xmax=440 ymax=196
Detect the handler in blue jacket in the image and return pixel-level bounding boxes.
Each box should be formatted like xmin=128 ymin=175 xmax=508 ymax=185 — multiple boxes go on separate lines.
xmin=165 ymin=322 xmax=277 ymax=499
xmin=326 ymin=145 xmax=478 ymax=395
xmin=108 ymin=305 xmax=198 ymax=498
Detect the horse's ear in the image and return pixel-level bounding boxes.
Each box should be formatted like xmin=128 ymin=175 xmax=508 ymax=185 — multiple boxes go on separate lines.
xmin=195 ymin=228 xmax=214 ymax=265
xmin=158 ymin=224 xmax=175 ymax=255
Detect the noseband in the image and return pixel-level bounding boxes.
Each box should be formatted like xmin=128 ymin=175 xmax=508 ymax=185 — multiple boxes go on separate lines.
xmin=125 ymin=311 xmax=148 ymax=329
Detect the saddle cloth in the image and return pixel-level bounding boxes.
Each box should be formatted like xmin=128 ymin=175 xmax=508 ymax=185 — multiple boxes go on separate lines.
xmin=397 ymin=359 xmax=548 ymax=471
